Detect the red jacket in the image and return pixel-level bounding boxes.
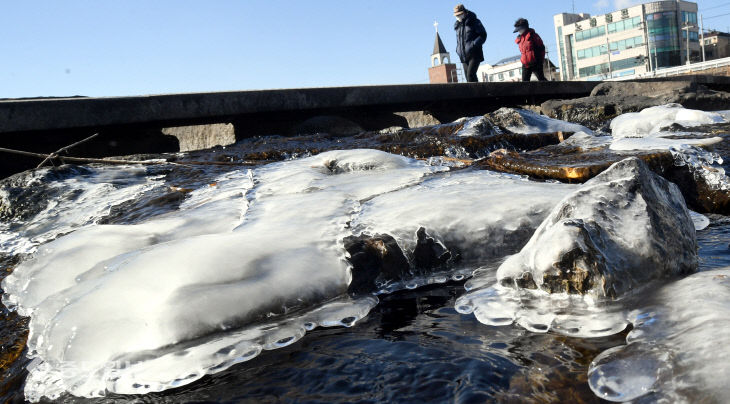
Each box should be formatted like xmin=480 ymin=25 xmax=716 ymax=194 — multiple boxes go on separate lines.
xmin=516 ymin=29 xmax=546 ymax=67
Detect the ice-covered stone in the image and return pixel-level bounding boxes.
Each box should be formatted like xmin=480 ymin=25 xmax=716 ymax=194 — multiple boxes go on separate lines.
xmin=485 ymin=107 xmax=592 ymax=135
xmin=589 ymin=269 xmax=730 ymax=403
xmin=350 ymin=170 xmax=575 ymax=292
xmin=3 ymin=150 xmax=446 ymax=401
xmin=498 ymin=157 xmax=698 ymax=297
xmin=610 ymin=104 xmax=723 ymax=139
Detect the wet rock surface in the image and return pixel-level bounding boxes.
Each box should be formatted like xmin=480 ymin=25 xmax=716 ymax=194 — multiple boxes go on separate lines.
xmin=542 ymin=81 xmax=730 ymax=127
xmin=498 ymin=158 xmax=698 ymax=297
xmin=345 ymin=228 xmax=460 ymax=296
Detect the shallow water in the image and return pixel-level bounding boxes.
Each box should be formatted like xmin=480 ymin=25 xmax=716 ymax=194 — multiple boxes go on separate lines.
xmin=0 ymin=174 xmax=727 ymax=403
xmin=1 ymin=106 xmax=730 ymax=402
xmin=46 ymin=281 xmax=626 ymax=404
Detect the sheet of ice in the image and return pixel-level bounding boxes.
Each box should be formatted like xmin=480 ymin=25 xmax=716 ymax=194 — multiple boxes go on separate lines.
xmin=456 ymin=108 xmax=592 ymax=137
xmin=3 ymin=150 xmax=447 ymax=401
xmin=610 ymin=104 xmax=724 ymax=139
xmin=351 ymin=170 xmax=576 ymax=291
xmin=689 ymin=210 xmax=710 ymax=231
xmin=456 ymin=116 xmax=496 ymax=137
xmin=2 ymin=169 xmax=254 ymax=312
xmin=609 ymin=136 xmax=723 ymax=151
xmin=588 ymin=269 xmax=730 ymax=403
xmin=559 ymin=131 xmax=613 ymax=150
xmin=493 ymin=108 xmax=593 ymax=135
xmin=607 ymin=104 xmax=730 ymax=193
xmin=0 ymin=165 xmax=165 ymax=254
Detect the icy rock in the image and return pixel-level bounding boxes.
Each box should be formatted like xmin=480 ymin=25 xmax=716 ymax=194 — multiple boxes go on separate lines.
xmin=589 ymin=269 xmax=730 ymax=403
xmin=344 ymin=233 xmax=410 ymax=295
xmin=498 ymin=157 xmax=698 ymax=297
xmin=610 ymin=104 xmax=723 ymax=140
xmin=351 ymin=170 xmax=576 ymax=292
xmin=484 ymin=107 xmax=592 ymax=135
xmin=3 ymin=149 xmax=445 ymax=401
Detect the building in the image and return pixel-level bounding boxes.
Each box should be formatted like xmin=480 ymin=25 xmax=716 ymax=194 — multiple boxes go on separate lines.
xmin=428 ymin=30 xmax=458 ymax=84
xmin=554 ymin=0 xmax=700 ymax=81
xmin=477 ymin=55 xmax=559 ymax=82
xmin=704 ymin=31 xmax=730 ymax=60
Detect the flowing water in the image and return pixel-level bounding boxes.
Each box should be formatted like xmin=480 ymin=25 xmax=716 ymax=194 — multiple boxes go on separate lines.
xmin=1 ymin=106 xmax=730 ymax=403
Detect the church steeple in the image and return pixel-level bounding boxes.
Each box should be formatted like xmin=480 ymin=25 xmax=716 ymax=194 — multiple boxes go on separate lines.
xmin=431 ymin=22 xmax=451 ymax=67
xmin=428 ymin=21 xmax=458 ymax=83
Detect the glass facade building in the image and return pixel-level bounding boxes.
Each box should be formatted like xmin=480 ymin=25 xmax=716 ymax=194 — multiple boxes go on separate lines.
xmin=554 ymin=1 xmax=700 ymax=80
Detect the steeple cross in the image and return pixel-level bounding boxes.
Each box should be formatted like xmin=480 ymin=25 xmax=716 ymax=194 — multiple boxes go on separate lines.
xmin=434 ymin=21 xmax=439 ymax=33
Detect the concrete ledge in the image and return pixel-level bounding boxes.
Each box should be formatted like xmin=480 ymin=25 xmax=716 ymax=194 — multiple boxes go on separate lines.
xmin=0 ymin=82 xmax=601 ymax=134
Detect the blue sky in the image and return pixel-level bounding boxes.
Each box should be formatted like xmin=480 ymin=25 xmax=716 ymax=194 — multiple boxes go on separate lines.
xmin=3 ymin=0 xmax=730 ymax=97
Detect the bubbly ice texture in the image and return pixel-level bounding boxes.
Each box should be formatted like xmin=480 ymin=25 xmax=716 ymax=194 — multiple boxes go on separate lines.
xmin=589 ymin=269 xmax=730 ymax=403
xmin=455 ymin=284 xmax=629 ymax=337
xmin=0 ymin=165 xmax=165 ymax=255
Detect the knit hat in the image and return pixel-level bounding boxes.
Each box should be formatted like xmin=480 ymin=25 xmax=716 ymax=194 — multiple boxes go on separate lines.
xmin=454 ymin=4 xmax=466 ymax=16
xmin=514 ymin=18 xmax=529 ymax=33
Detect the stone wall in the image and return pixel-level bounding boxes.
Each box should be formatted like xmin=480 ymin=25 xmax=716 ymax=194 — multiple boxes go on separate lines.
xmin=162 ymin=123 xmax=236 ymax=152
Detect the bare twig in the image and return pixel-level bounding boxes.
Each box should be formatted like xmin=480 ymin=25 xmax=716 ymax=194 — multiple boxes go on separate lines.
xmin=36 ymin=132 xmax=100 ymax=169
xmin=0 ymin=147 xmax=261 ymax=167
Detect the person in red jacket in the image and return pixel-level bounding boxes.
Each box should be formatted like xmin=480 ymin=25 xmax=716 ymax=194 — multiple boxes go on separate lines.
xmin=514 ymin=18 xmax=547 ymax=82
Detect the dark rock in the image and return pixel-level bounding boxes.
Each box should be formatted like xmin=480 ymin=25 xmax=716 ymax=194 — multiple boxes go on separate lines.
xmin=541 ymin=81 xmax=730 ymax=127
xmin=344 ymin=233 xmax=410 ymax=295
xmin=498 ymin=158 xmax=698 ymax=297
xmin=413 ymin=227 xmax=451 ymax=272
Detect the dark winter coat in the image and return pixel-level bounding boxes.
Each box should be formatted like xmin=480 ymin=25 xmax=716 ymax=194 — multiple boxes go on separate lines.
xmin=516 ymin=28 xmax=546 ymax=67
xmin=454 ymin=11 xmax=487 ymax=63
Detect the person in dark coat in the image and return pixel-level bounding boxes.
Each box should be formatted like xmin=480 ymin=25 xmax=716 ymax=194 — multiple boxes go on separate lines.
xmin=453 ymin=4 xmax=487 ymax=83
xmin=514 ymin=18 xmax=547 ymax=82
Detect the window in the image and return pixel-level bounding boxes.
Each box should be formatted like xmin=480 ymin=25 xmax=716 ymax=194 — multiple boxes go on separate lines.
xmin=682 ymin=31 xmax=700 ymax=42
xmin=577 ymin=36 xmax=643 ymax=60
xmin=607 ymin=16 xmax=641 ymax=34
xmin=498 ymin=73 xmax=504 ymax=81
xmin=578 ymin=56 xmax=644 ymax=77
xmin=575 ymin=26 xmax=606 ymax=42
xmin=509 ymin=70 xmax=515 ymax=77
xmin=682 ymin=11 xmax=698 ymax=25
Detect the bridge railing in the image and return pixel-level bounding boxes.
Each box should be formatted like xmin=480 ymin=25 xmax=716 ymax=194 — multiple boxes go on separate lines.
xmin=608 ymin=56 xmax=730 ymax=81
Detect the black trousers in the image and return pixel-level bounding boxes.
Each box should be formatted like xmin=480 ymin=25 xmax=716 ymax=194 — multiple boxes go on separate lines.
xmin=463 ymin=58 xmax=480 ymax=83
xmin=522 ymin=61 xmax=547 ymax=82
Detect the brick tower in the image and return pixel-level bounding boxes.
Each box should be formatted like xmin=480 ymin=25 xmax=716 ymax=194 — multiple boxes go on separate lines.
xmin=429 ymin=22 xmax=458 ymax=84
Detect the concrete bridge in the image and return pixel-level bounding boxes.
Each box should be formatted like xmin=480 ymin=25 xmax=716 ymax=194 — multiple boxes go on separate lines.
xmin=1 ymin=76 xmax=729 ymax=178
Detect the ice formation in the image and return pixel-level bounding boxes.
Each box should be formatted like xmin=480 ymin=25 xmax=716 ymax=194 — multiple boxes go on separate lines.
xmin=607 ymin=104 xmax=724 ymax=152
xmin=610 ymin=104 xmax=724 ymax=139
xmin=350 ymin=170 xmax=575 ymax=292
xmin=3 ymin=150 xmax=446 ymax=400
xmin=0 ymin=165 xmax=165 ymax=254
xmin=456 ymin=108 xmax=592 ymax=137
xmin=589 ymin=269 xmax=730 ymax=403
xmin=497 ymin=157 xmax=697 ymax=297
xmin=490 ymin=107 xmax=592 ymax=135
xmin=457 ymin=158 xmax=697 ymax=337
xmin=2 ymin=149 xmax=581 ymax=401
